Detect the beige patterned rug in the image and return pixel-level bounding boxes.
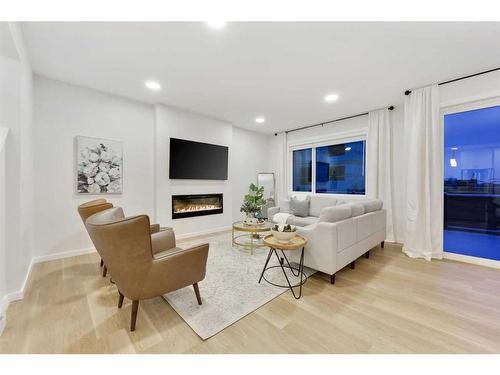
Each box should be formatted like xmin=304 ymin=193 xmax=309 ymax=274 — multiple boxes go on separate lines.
xmin=162 ymin=232 xmax=315 ymax=340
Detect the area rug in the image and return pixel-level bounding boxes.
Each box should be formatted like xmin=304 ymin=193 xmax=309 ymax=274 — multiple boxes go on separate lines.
xmin=162 ymin=232 xmax=315 ymax=340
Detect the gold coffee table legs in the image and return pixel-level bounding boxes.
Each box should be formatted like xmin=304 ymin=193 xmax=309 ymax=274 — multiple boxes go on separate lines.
xmin=232 ymin=230 xmax=266 ymax=255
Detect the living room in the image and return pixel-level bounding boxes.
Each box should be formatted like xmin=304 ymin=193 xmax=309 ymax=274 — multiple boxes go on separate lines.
xmin=1 ymin=0 xmax=500 ymax=371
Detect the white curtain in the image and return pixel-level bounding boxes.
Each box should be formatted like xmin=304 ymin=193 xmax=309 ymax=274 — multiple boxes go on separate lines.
xmin=403 ymin=85 xmax=443 ymax=260
xmin=367 ymin=109 xmax=396 ymax=242
xmin=275 ymin=132 xmax=288 ymax=205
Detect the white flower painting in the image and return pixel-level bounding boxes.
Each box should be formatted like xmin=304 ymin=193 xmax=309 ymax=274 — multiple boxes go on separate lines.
xmin=76 ymin=136 xmax=123 ymax=194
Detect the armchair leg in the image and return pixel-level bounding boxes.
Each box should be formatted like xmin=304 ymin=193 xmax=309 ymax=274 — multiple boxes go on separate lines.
xmin=193 ymin=283 xmax=202 ymax=305
xmin=365 ymin=250 xmax=370 ymax=259
xmin=330 ymin=274 xmax=336 ymax=284
xmin=130 ymin=300 xmax=139 ymax=331
xmin=118 ymin=292 xmax=124 ymax=308
xmin=100 ymin=259 xmax=104 ymax=267
xmin=350 ymin=261 xmax=355 ymax=269
xmin=102 ymin=265 xmax=107 ymax=277
xmin=381 ymin=241 xmax=385 ymax=248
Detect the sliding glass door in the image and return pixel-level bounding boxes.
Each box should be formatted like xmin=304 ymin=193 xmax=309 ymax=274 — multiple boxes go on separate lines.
xmin=443 ymin=103 xmax=500 ymax=260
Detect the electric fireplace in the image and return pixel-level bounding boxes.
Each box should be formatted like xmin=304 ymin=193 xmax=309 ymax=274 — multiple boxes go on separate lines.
xmin=172 ymin=193 xmax=223 ymax=219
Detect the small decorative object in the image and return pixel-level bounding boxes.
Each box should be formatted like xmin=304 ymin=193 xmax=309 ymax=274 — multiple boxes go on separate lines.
xmin=240 ymin=183 xmax=266 ymax=224
xmin=76 ymin=136 xmax=123 ymax=194
xmin=271 ymin=224 xmax=297 ymax=243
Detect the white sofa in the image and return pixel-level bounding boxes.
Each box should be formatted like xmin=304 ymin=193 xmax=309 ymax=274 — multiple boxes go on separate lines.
xmin=268 ymin=195 xmax=386 ymax=284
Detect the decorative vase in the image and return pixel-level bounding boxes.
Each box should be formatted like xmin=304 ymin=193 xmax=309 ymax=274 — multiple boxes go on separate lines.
xmin=244 ymin=212 xmax=258 ymax=225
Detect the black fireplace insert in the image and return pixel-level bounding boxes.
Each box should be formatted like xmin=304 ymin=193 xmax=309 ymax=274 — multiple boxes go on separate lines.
xmin=172 ymin=193 xmax=223 ymax=219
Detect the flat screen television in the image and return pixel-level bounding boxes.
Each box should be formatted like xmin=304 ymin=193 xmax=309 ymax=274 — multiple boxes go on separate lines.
xmin=169 ymin=138 xmax=229 ymax=180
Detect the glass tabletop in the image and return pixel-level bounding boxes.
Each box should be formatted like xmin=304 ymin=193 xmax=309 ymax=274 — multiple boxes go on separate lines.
xmin=232 ymin=220 xmax=273 ymax=232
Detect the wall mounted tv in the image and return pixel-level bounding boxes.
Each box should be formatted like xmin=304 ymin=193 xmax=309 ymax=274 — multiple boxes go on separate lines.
xmin=169 ymin=138 xmax=229 ymax=180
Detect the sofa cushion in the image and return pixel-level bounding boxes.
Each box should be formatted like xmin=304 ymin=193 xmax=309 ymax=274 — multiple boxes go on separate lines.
xmin=289 ymin=195 xmax=310 ymax=217
xmin=362 ymin=199 xmax=383 ymax=213
xmin=349 ymin=202 xmax=365 ymax=217
xmin=309 ymin=195 xmax=338 ymax=217
xmin=318 ymin=205 xmax=352 ymax=223
xmin=287 ymin=215 xmax=318 ymax=227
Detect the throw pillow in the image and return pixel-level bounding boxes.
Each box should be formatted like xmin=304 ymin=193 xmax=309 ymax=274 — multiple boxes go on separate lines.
xmin=319 ymin=205 xmax=352 ymax=223
xmin=289 ymin=196 xmax=310 ymax=217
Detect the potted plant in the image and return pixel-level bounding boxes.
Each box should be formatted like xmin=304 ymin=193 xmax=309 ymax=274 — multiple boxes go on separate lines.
xmin=240 ymin=183 xmax=266 ymax=224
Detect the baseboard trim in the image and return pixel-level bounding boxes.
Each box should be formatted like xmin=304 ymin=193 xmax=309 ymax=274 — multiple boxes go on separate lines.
xmin=176 ymin=226 xmax=232 ymax=240
xmin=443 ymin=252 xmax=500 ymax=270
xmin=5 ymin=247 xmax=97 ymax=304
xmin=32 ymin=246 xmax=96 ymax=264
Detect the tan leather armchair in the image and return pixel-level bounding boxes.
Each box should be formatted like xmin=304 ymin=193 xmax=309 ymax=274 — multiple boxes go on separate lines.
xmin=85 ymin=207 xmax=209 ymax=331
xmin=78 ymin=199 xmax=169 ymax=277
xmin=77 ymin=199 xmax=113 ymax=274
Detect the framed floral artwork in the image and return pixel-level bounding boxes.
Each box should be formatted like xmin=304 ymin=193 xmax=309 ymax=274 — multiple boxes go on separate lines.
xmin=75 ymin=136 xmax=123 ymax=194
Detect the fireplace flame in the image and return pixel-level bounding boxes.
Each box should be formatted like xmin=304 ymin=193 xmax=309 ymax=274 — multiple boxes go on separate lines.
xmin=174 ymin=204 xmax=221 ymax=213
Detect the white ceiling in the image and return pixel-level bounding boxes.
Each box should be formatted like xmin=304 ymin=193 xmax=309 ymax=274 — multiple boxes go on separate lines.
xmin=22 ymin=22 xmax=500 ymax=134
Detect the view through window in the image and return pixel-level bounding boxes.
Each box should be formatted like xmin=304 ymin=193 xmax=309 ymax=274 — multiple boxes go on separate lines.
xmin=292 ymin=148 xmax=312 ymax=191
xmin=292 ymin=139 xmax=366 ymax=194
xmin=316 ymin=140 xmax=366 ymax=194
xmin=444 ymin=104 xmax=500 ymax=260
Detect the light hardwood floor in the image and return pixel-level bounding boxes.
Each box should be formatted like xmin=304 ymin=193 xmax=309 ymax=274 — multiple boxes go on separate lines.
xmin=1 ymin=234 xmax=500 ymax=354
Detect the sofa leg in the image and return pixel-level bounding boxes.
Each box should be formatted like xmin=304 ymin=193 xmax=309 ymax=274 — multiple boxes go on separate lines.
xmin=350 ymin=261 xmax=355 ymax=270
xmin=193 ymin=283 xmax=202 ymax=305
xmin=130 ymin=300 xmax=139 ymax=331
xmin=100 ymin=258 xmax=104 ymax=267
xmin=365 ymin=250 xmax=370 ymax=259
xmin=102 ymin=265 xmax=107 ymax=277
xmin=330 ymin=274 xmax=336 ymax=284
xmin=118 ymin=291 xmax=124 ymax=308
xmin=381 ymin=241 xmax=385 ymax=248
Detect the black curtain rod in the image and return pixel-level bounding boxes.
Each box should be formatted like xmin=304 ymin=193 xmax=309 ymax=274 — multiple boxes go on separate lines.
xmin=404 ymin=67 xmax=500 ymax=96
xmin=277 ymin=105 xmax=394 ymax=136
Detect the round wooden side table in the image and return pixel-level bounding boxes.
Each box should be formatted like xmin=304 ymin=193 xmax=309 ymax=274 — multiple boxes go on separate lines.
xmin=259 ymin=234 xmax=308 ymax=299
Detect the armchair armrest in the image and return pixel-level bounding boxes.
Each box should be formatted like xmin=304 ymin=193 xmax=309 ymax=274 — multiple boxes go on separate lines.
xmin=146 ymin=243 xmax=209 ymax=297
xmin=150 ymin=228 xmax=176 ymax=254
xmin=150 ymin=223 xmax=161 ymax=234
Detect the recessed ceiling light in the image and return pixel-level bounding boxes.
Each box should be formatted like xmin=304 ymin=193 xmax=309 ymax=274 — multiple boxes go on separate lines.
xmin=451 ymin=147 xmax=459 ymax=150
xmin=255 ymin=117 xmax=265 ymax=124
xmin=345 ymin=147 xmax=352 ymax=151
xmin=324 ymin=93 xmax=339 ymax=103
xmin=145 ymin=80 xmax=161 ymax=91
xmin=206 ymin=21 xmax=227 ymax=29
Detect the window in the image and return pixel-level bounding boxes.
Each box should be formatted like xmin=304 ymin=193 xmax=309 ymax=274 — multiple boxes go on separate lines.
xmin=316 ymin=140 xmax=366 ymax=194
xmin=291 ymin=138 xmax=366 ymax=195
xmin=292 ymin=148 xmax=312 ymax=192
xmin=443 ymin=104 xmax=500 ymax=261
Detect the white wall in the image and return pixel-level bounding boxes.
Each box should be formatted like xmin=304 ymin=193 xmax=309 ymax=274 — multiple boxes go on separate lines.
xmin=231 ymin=127 xmax=270 ymax=222
xmin=440 ymin=69 xmax=500 ymax=108
xmin=0 ymin=58 xmax=22 ymax=307
xmin=0 ymin=22 xmax=34 ymax=334
xmin=33 ymin=76 xmax=156 ymax=256
xmin=32 ymin=79 xmax=271 ymax=253
xmin=0 ymin=127 xmax=8 ymax=333
xmin=154 ymin=104 xmax=233 ymax=235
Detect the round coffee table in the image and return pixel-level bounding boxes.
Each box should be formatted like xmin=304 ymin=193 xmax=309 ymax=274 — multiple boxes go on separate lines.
xmin=259 ymin=234 xmax=308 ymax=299
xmin=232 ymin=221 xmax=272 ymax=255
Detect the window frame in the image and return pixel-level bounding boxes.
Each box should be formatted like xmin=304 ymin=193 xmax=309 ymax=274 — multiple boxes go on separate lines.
xmin=288 ymin=131 xmax=368 ymax=198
